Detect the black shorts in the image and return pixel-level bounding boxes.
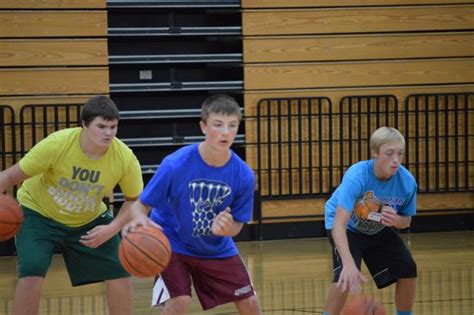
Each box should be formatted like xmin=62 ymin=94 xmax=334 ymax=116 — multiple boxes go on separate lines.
xmin=327 ymin=227 xmax=417 ymax=289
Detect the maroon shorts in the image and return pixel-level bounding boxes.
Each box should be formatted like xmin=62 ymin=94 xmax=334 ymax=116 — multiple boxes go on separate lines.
xmin=152 ymin=252 xmax=256 ymax=310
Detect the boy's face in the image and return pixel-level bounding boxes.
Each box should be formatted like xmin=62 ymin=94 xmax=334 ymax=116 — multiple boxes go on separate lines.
xmin=82 ymin=117 xmax=118 ymax=149
xmin=200 ymin=113 xmax=239 ymax=152
xmin=372 ymin=142 xmax=404 ymax=179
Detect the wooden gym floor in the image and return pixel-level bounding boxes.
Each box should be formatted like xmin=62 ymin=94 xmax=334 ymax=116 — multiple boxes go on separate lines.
xmin=0 ymin=230 xmax=472 ymax=314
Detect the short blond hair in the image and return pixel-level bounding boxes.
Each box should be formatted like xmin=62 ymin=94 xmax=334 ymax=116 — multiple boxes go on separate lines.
xmin=370 ymin=126 xmax=405 ymax=153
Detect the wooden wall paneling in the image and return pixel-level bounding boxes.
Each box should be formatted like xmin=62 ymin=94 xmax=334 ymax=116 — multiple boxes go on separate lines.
xmin=258 ymin=192 xmax=473 ymax=222
xmin=242 ymin=6 xmax=474 ymax=36
xmin=243 ymin=32 xmax=474 ymax=63
xmin=0 ymin=95 xmax=98 ymax=114
xmin=416 ymin=193 xmax=474 ymax=212
xmin=0 ymin=0 xmax=105 ymax=9
xmin=242 ymin=0 xmax=474 ymax=9
xmin=0 ymin=39 xmax=108 ymax=67
xmin=0 ymin=11 xmax=107 ymax=38
xmin=260 ymin=198 xmax=326 ymax=220
xmin=0 ymin=68 xmax=109 ymax=96
xmin=243 ymin=85 xmax=474 ymax=116
xmin=244 ymin=59 xmax=474 ymax=90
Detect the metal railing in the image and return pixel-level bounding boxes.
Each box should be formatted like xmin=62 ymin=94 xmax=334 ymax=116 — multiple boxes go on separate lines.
xmin=402 ymin=93 xmax=473 ymax=193
xmin=0 ymin=105 xmax=16 ymax=170
xmin=253 ymin=96 xmax=333 ymax=199
xmin=4 ymin=92 xmax=472 ymax=215
xmin=19 ymin=104 xmax=82 ymax=156
xmin=250 ymin=93 xmax=473 ymax=200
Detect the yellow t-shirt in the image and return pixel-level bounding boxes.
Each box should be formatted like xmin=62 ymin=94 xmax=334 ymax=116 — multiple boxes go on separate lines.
xmin=17 ymin=127 xmax=143 ymax=227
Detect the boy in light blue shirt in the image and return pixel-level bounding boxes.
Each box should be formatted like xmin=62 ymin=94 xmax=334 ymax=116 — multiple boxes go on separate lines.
xmin=323 ymin=127 xmax=417 ymax=315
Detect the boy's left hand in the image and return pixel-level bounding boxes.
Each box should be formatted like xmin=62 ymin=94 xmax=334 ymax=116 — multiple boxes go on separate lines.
xmin=80 ymin=224 xmax=114 ymax=248
xmin=211 ymin=207 xmax=234 ymax=236
xmin=380 ymin=206 xmax=398 ymax=227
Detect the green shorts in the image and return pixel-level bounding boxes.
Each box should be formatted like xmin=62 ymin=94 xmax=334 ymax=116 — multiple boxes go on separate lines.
xmin=15 ymin=207 xmax=129 ymax=286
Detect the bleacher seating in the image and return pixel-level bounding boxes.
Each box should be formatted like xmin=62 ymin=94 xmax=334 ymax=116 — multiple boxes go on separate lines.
xmin=107 ymin=0 xmax=244 ymax=186
xmin=107 ymin=3 xmax=243 ymax=92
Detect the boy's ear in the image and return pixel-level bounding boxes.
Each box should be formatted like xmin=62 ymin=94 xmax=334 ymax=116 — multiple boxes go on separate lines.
xmin=199 ymin=120 xmax=207 ymax=134
xmin=371 ymin=149 xmax=378 ymax=158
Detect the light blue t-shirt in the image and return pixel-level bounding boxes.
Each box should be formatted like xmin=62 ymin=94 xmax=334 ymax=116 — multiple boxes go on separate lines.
xmin=325 ymin=159 xmax=417 ymax=235
xmin=140 ymin=144 xmax=255 ymax=258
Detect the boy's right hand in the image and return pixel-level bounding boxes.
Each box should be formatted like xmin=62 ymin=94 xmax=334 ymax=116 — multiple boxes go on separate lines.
xmin=122 ymin=217 xmax=162 ymax=236
xmin=337 ymin=263 xmax=368 ymax=293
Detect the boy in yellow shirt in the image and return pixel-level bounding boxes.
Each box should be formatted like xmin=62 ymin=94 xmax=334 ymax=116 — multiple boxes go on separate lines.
xmin=0 ymin=95 xmax=143 ymax=315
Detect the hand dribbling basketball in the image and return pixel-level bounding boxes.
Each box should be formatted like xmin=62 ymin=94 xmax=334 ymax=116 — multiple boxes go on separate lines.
xmin=119 ymin=224 xmax=171 ymax=278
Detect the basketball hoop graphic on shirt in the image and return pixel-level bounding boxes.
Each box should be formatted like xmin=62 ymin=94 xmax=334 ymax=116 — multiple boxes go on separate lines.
xmin=189 ymin=179 xmax=231 ymax=237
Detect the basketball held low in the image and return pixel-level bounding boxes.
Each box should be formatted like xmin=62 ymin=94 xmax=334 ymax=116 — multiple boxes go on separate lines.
xmin=342 ymin=294 xmax=386 ymax=315
xmin=0 ymin=194 xmax=23 ymax=241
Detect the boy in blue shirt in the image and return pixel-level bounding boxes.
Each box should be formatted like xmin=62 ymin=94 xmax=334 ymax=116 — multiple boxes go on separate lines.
xmin=323 ymin=127 xmax=417 ymax=315
xmin=124 ymin=94 xmax=262 ymax=314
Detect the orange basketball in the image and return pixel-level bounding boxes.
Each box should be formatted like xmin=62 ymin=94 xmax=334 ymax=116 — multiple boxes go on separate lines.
xmin=0 ymin=194 xmax=23 ymax=241
xmin=354 ymin=201 xmax=370 ymax=219
xmin=119 ymin=225 xmax=171 ymax=278
xmin=342 ymin=294 xmax=386 ymax=315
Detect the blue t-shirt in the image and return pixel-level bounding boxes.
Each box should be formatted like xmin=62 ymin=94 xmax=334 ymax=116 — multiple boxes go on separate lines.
xmin=325 ymin=159 xmax=417 ymax=235
xmin=140 ymin=144 xmax=255 ymax=258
